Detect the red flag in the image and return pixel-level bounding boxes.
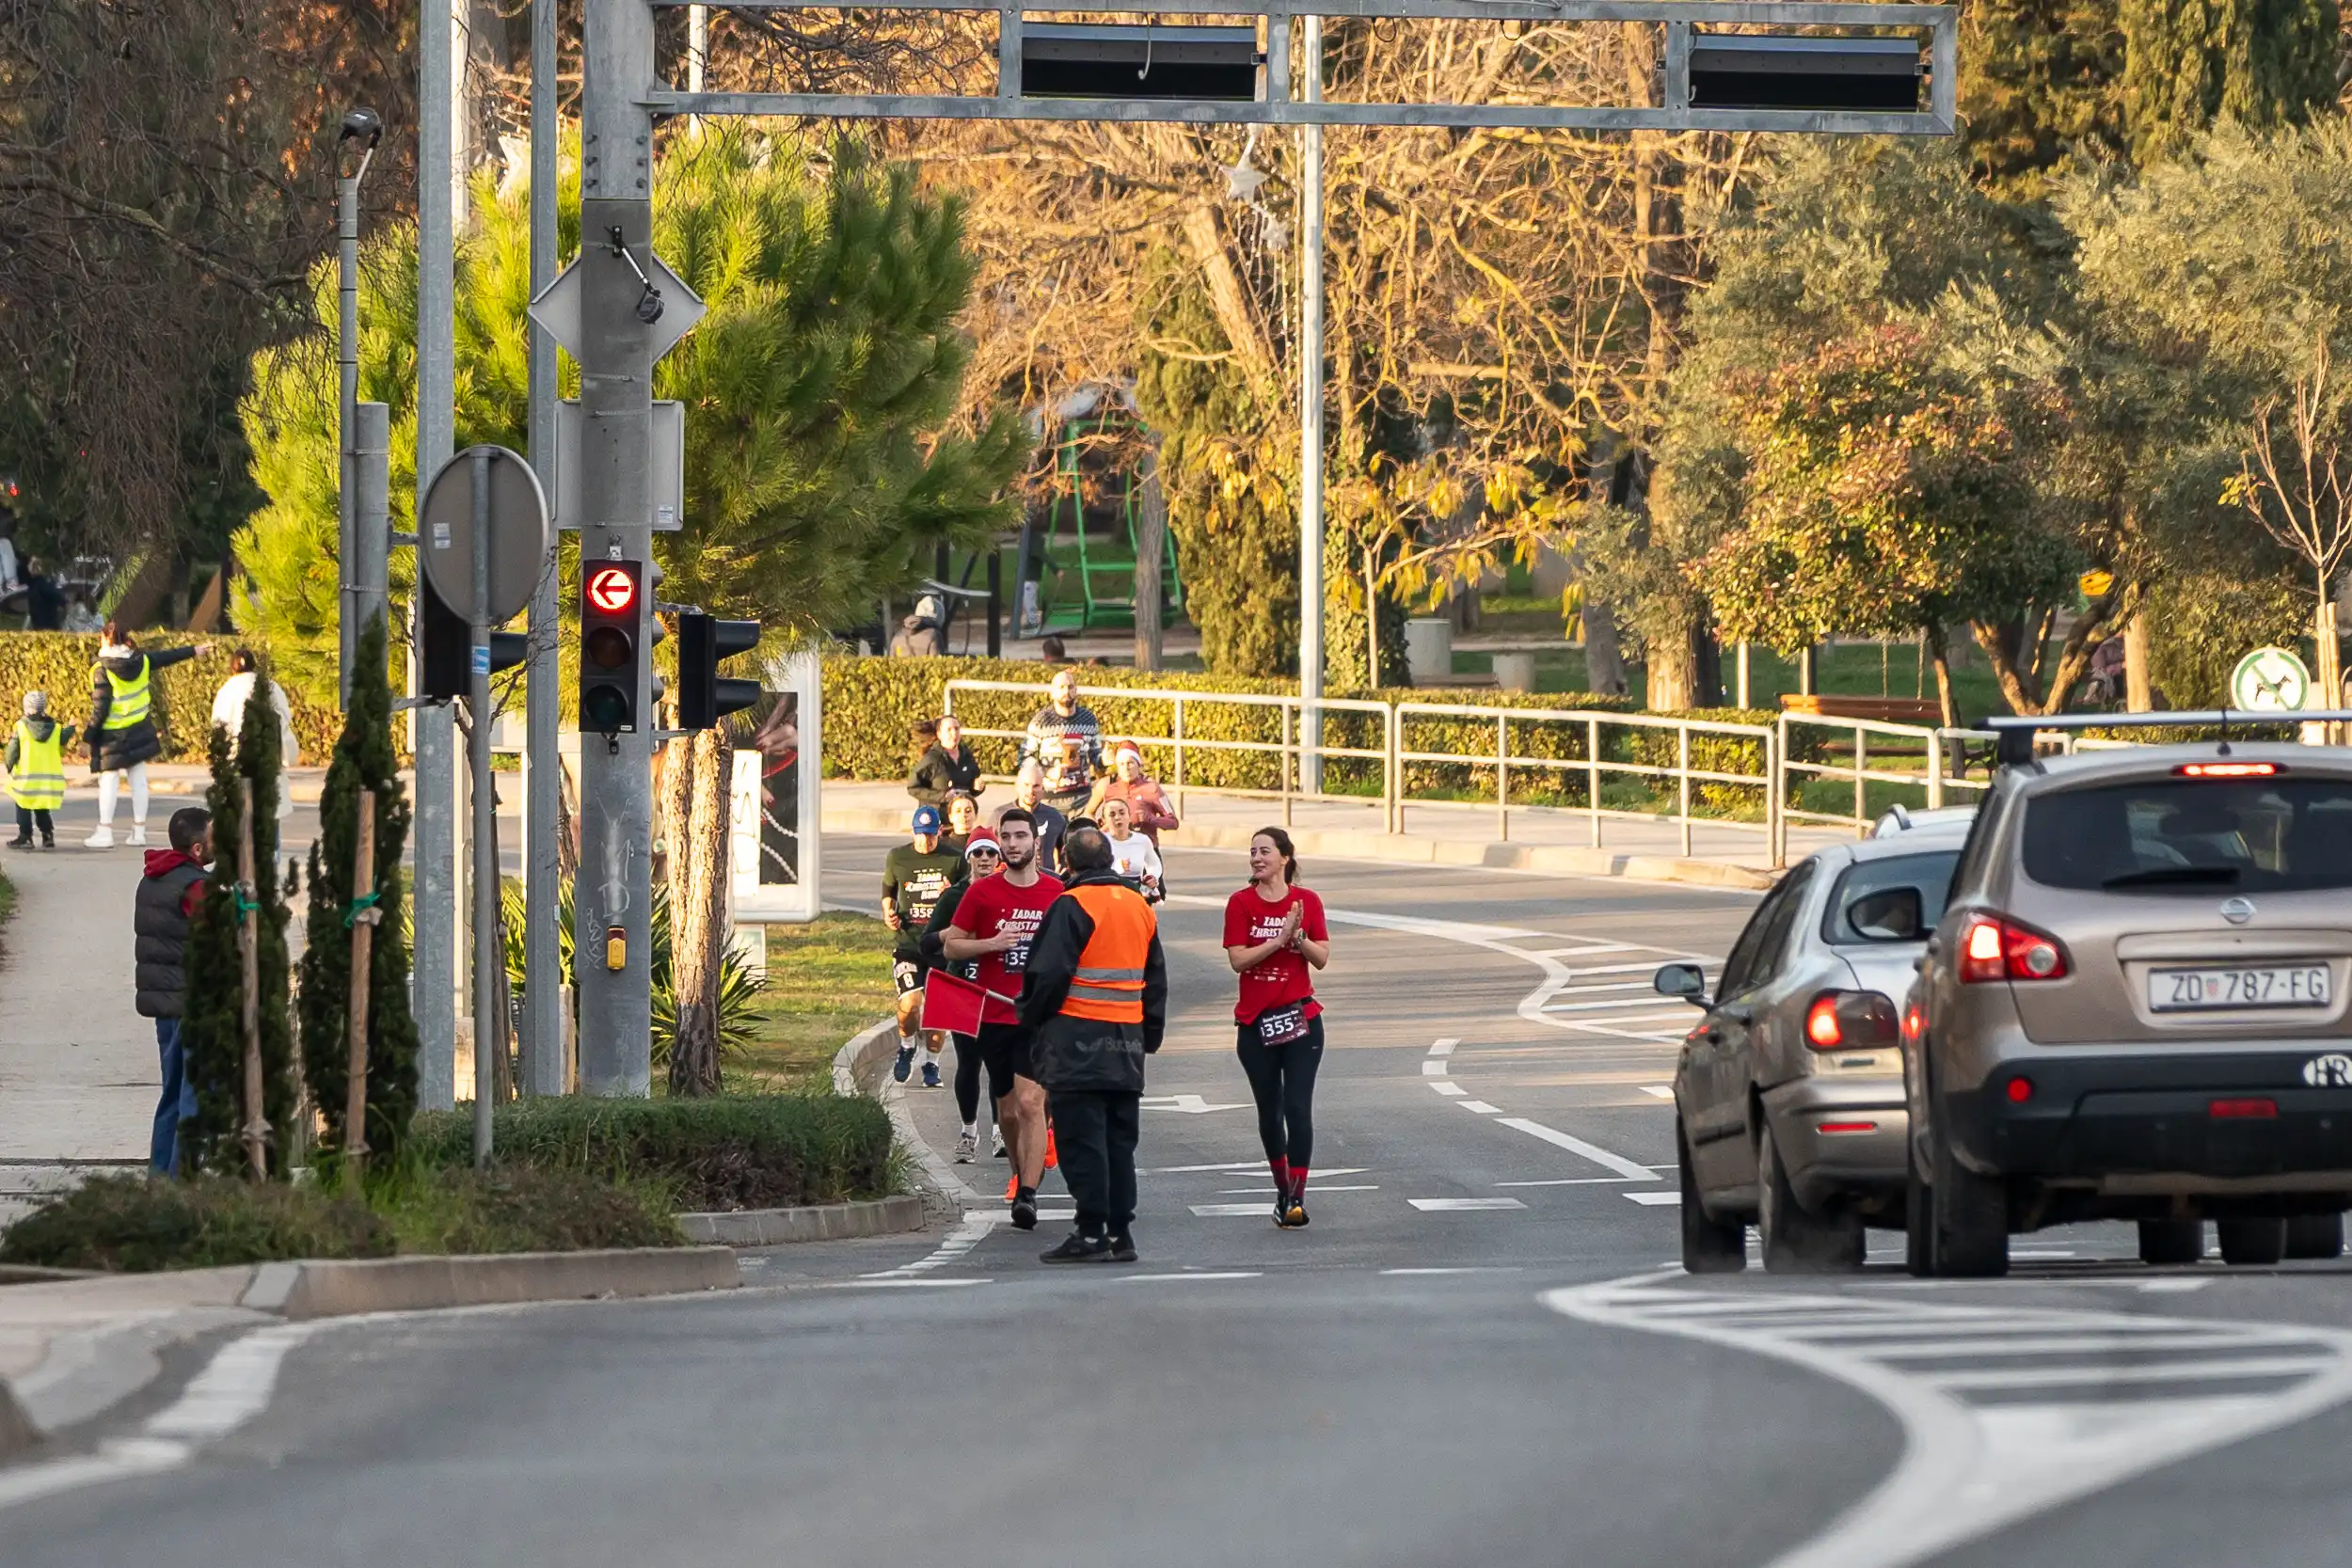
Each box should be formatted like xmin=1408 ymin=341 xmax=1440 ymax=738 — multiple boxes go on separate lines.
xmin=919 ymin=969 xmax=1016 ymax=1036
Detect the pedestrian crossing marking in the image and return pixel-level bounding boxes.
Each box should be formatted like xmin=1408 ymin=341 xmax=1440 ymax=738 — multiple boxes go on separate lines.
xmin=1409 ymin=1196 xmax=1528 ymax=1212
xmin=1546 ymin=1277 xmax=2352 ymax=1568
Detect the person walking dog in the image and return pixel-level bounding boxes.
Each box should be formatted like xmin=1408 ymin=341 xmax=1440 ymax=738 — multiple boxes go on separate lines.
xmin=1020 ymin=826 xmax=1167 ymax=1264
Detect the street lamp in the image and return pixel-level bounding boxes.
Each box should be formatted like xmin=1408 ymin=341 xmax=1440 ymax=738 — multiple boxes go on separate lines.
xmin=337 ymin=107 xmax=383 ymax=709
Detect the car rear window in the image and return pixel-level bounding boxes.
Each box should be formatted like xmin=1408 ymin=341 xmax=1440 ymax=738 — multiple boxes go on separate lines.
xmin=2021 ymin=776 xmax=2352 ymax=894
xmin=1824 ymin=850 xmax=1960 ymax=943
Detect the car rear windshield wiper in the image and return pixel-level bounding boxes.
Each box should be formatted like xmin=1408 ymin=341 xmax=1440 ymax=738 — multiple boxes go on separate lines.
xmin=2101 ymin=865 xmax=2243 ymax=888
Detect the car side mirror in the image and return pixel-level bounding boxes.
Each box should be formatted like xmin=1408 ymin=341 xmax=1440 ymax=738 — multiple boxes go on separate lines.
xmin=1847 ymin=886 xmax=1924 ymax=942
xmin=1834 ymin=990 xmax=1901 ymax=1050
xmin=1654 ymin=962 xmax=1708 ymax=1007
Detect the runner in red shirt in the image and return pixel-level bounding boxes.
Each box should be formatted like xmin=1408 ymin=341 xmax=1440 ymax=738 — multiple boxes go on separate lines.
xmin=943 ymin=807 xmax=1065 ymax=1230
xmin=1223 ymin=826 xmax=1331 ymax=1228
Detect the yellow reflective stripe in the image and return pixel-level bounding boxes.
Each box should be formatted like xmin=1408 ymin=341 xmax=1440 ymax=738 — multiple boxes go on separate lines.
xmin=1073 ymin=966 xmax=1146 ymax=982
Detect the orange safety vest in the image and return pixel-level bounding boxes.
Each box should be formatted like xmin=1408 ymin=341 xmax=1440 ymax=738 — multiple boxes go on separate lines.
xmin=1060 ymin=880 xmax=1155 ymax=1023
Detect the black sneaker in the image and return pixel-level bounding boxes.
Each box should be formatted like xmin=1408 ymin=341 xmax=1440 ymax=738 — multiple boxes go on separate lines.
xmin=1273 ymin=1195 xmax=1294 ymax=1228
xmin=1107 ymin=1231 xmax=1138 ymax=1263
xmin=1009 ymin=1189 xmax=1039 ymax=1230
xmin=1041 ymin=1230 xmax=1113 ymax=1264
xmin=1285 ymin=1185 xmax=1310 ymax=1228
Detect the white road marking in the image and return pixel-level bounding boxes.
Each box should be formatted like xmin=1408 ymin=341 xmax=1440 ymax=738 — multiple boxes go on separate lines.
xmin=1117 ymin=1272 xmax=1263 ymax=1282
xmin=1140 ymin=1093 xmax=1250 ymax=1114
xmin=0 ymin=1322 xmax=326 ymax=1513
xmin=1422 ymin=1060 xmax=1449 ymax=1076
xmin=1382 ymin=1266 xmax=1525 ymax=1275
xmin=1191 ymin=1202 xmax=1288 ymax=1216
xmin=1428 ymin=1037 xmax=1459 ymax=1056
xmin=1410 ymin=1196 xmax=1529 ymax=1212
xmin=1624 ymin=1192 xmax=1682 ymax=1206
xmin=1544 ymin=1275 xmax=2352 ymax=1568
xmin=830 ymin=1278 xmax=994 ymax=1290
xmin=865 ymin=1211 xmax=1001 ymax=1278
xmin=1216 ymin=1184 xmax=1381 ymax=1194
xmin=1458 ymin=1101 xmax=1505 ymax=1114
xmin=1495 ymin=1117 xmax=1660 ymax=1180
xmin=1497 ymin=1176 xmax=1654 ymax=1187
xmin=1431 ymin=1082 xmax=1467 ymax=1097
xmin=1640 ymin=1085 xmax=1675 ymax=1100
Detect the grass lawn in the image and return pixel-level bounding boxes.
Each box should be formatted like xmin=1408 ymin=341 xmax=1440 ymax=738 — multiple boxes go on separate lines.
xmin=737 ymin=911 xmax=898 ymax=1090
xmin=0 ymin=864 xmax=13 ymax=955
xmin=1448 ymin=631 xmax=2016 ymax=718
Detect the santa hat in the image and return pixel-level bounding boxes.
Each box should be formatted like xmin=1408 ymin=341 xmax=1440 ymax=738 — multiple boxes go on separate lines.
xmin=964 ymin=827 xmax=1001 ymax=859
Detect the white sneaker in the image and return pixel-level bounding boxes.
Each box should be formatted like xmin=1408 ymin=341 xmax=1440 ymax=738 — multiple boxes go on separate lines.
xmin=126 ymin=825 xmax=148 ymax=847
xmin=83 ymin=827 xmax=114 ymax=849
xmin=954 ymin=1131 xmax=977 ymax=1164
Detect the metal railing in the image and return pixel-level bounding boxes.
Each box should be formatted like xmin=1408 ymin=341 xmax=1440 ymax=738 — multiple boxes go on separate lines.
xmin=1394 ymin=701 xmax=1779 ymax=858
xmin=942 ymin=679 xmax=1396 ymax=830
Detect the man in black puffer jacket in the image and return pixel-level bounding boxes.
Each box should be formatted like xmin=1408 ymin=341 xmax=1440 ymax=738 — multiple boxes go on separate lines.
xmin=135 ymin=807 xmax=212 ymax=1173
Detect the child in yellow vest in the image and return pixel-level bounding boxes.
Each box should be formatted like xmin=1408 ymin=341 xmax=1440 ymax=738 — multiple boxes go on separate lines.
xmin=5 ymin=690 xmax=74 ymax=849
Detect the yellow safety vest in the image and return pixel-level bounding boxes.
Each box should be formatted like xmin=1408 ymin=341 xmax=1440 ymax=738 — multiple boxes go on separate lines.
xmin=101 ymin=658 xmax=151 ymax=730
xmin=8 ymin=721 xmax=64 ymax=810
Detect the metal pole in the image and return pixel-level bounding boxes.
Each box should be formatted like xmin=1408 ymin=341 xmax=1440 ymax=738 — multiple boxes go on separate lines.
xmin=469 ymin=451 xmax=501 ymax=1163
xmin=338 ymin=166 xmax=361 ymax=708
xmin=1296 ymin=12 xmax=1325 ymax=795
xmin=414 ymin=0 xmax=459 ymax=1111
xmin=1736 ymin=641 xmax=1750 ymax=710
xmin=354 ymin=404 xmax=389 ymax=643
xmin=1587 ymin=715 xmax=1601 ymax=847
xmin=523 ymin=0 xmax=565 ymax=1097
xmin=1496 ymin=710 xmax=1508 ymax=842
xmin=577 ymin=0 xmax=659 ymax=1095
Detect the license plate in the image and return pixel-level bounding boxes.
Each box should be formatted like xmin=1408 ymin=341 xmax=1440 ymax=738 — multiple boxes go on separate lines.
xmin=2149 ymin=965 xmax=2332 ymax=1012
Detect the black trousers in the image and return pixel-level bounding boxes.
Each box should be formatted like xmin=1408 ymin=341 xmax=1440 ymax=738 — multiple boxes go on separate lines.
xmin=1049 ymin=1089 xmax=1140 ymax=1233
xmin=950 ymin=1032 xmax=985 ymax=1124
xmin=12 ymin=805 xmax=53 ymax=840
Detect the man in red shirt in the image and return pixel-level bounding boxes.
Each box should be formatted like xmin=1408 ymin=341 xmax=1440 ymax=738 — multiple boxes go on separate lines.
xmin=942 ymin=807 xmax=1065 ymax=1230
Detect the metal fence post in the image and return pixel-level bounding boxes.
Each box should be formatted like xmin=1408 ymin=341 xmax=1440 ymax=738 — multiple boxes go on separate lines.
xmin=1172 ymin=694 xmax=1186 ymax=818
xmin=1852 ymin=722 xmax=1867 ymax=833
xmin=1385 ymin=702 xmax=1400 ymax=833
xmin=1678 ymin=723 xmax=1692 ymax=858
xmin=1768 ymin=728 xmax=1786 ymax=869
xmin=1588 ymin=716 xmax=1602 ymax=848
xmin=1928 ymin=728 xmax=1945 ymax=810
xmin=1281 ymin=702 xmax=1294 ymax=829
xmin=1496 ymin=711 xmax=1509 ymax=842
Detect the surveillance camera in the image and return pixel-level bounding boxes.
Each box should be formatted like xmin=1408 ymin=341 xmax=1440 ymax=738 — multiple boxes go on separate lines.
xmin=339 ymin=107 xmax=384 ymax=147
xmin=636 ymin=284 xmax=665 ymax=325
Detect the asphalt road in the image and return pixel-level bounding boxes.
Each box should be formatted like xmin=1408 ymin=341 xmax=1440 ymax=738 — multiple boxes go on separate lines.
xmin=12 ymin=837 xmax=2352 ymax=1568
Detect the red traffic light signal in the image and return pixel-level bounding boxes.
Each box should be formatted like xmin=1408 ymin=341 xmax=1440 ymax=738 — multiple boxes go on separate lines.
xmin=579 ymin=560 xmax=644 ymax=734
xmin=585 ymin=564 xmax=639 ymax=615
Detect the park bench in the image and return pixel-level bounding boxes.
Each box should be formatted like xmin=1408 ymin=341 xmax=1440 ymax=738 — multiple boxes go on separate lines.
xmin=1779 ymin=694 xmax=1943 ymax=724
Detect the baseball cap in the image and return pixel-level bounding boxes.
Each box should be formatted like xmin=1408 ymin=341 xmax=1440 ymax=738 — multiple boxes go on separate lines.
xmin=964 ymin=828 xmax=1000 ymax=860
xmin=911 ymin=804 xmax=943 ymax=833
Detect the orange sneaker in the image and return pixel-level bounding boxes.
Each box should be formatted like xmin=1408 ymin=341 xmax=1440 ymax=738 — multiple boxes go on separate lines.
xmin=1005 ymin=1174 xmax=1019 ymax=1202
xmin=1043 ymin=1128 xmax=1058 ymax=1171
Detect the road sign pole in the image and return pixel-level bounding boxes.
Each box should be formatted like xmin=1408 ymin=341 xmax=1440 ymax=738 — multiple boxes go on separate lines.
xmin=469 ymin=450 xmax=501 ymax=1163
xmin=413 ymin=0 xmax=459 ymax=1110
xmin=576 ymin=0 xmax=658 ymax=1095
xmin=523 ymin=0 xmax=565 ymax=1097
xmin=337 ymin=164 xmax=361 ymax=708
xmin=1296 ymin=10 xmax=1325 ymax=795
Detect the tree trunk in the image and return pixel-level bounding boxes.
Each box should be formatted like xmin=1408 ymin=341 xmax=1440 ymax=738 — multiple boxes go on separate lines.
xmin=1133 ymin=436 xmax=1167 ymax=672
xmin=2124 ymin=612 xmax=2154 ymax=711
xmin=668 ymin=729 xmax=732 ymax=1099
xmin=1646 ymin=616 xmax=1702 ymax=711
xmin=1581 ymin=596 xmax=1628 ymax=695
xmin=657 ymin=735 xmax=694 ymax=889
xmin=1926 ymin=624 xmax=1960 ymax=728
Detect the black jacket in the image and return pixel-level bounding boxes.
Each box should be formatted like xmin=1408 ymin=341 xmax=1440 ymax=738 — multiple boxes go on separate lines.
xmin=134 ymin=849 xmax=208 ymax=1019
xmin=907 ymin=743 xmax=983 ymax=807
xmin=89 ymin=646 xmax=199 ymax=771
xmin=919 ymin=875 xmax=979 ymax=982
xmin=1018 ymin=869 xmax=1168 ymax=1093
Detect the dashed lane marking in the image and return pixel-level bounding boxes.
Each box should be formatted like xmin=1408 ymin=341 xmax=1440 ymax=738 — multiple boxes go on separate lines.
xmin=1544 ymin=1275 xmax=2352 ymax=1568
xmin=1409 ymin=1197 xmax=1529 ymax=1212
xmin=1624 ymin=1192 xmax=1682 ymax=1206
xmin=1640 ymin=1085 xmax=1675 ymax=1100
xmin=1458 ymin=1101 xmax=1504 ymax=1114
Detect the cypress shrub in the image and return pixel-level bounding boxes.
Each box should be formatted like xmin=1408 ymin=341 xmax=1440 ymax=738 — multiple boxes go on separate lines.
xmin=178 ymin=675 xmax=299 ymax=1177
xmin=298 ymin=612 xmax=421 ymax=1164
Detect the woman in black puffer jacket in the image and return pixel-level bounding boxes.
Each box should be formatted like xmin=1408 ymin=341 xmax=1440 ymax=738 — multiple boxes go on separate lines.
xmin=85 ymin=623 xmax=210 ymax=848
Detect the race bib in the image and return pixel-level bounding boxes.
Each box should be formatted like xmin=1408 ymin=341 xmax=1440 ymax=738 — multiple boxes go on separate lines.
xmin=1257 ymin=1004 xmax=1309 ymax=1046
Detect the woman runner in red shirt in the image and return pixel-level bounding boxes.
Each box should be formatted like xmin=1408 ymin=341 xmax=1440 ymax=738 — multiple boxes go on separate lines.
xmin=1224 ymin=827 xmax=1331 ymax=1227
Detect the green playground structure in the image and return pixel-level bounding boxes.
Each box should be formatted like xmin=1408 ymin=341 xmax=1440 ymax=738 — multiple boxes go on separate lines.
xmin=1017 ymin=415 xmax=1183 ymax=635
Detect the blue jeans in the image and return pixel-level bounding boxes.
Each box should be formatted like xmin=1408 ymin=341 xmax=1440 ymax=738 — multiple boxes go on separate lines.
xmin=151 ymin=1019 xmax=197 ymax=1174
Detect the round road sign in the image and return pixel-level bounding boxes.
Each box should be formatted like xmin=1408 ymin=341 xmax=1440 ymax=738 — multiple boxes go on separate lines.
xmin=420 ymin=444 xmax=550 ymax=626
xmin=2230 ymin=646 xmax=2312 ymax=712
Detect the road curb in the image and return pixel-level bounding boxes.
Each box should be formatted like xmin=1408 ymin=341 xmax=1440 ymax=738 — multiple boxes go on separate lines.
xmin=678 ymin=1196 xmax=924 ymax=1245
xmin=834 ymin=1016 xmax=987 ymax=1216
xmin=0 ymin=1247 xmax=739 ymax=1462
xmin=820 ymin=801 xmax=1775 ymax=892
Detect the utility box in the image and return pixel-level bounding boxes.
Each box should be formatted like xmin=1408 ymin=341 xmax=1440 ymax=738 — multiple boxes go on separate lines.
xmin=1406 ymin=617 xmax=1454 ymax=686
xmin=1021 ymin=24 xmax=1261 ymax=102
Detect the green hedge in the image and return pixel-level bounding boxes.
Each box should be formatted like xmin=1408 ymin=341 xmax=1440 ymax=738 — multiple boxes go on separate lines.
xmin=406 ymin=1092 xmax=897 ymax=1212
xmin=0 ymin=632 xmax=342 ymax=765
xmin=0 ymin=1174 xmax=395 ymax=1271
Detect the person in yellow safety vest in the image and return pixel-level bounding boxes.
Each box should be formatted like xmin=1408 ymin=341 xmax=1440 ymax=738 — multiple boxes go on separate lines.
xmin=85 ymin=621 xmax=211 ymax=850
xmin=5 ymin=690 xmax=73 ymax=850
xmin=1017 ymin=826 xmax=1168 ymax=1265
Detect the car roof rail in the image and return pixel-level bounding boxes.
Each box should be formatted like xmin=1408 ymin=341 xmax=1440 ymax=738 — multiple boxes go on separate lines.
xmin=1975 ymin=709 xmax=2352 ymax=768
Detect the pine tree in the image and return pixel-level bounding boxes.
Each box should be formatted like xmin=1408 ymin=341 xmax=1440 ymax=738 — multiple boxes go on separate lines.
xmin=2119 ymin=0 xmax=2340 ymax=165
xmin=178 ymin=679 xmax=298 ymax=1176
xmin=298 ymin=611 xmax=420 ymax=1164
xmin=1958 ymin=0 xmax=2129 ymax=200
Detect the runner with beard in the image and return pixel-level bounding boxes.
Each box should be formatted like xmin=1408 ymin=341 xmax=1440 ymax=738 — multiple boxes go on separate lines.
xmin=942 ymin=807 xmax=1063 ymax=1230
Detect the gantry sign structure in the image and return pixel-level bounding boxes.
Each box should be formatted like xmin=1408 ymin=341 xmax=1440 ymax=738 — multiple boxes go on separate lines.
xmin=566 ymin=0 xmax=1956 ymax=1089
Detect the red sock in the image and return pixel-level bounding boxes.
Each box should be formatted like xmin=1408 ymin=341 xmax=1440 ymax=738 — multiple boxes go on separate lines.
xmin=1269 ymin=1157 xmax=1290 ymax=1192
xmin=1291 ymin=1165 xmax=1310 ymax=1196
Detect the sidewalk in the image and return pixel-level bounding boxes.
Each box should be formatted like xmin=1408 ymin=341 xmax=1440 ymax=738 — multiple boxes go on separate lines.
xmin=822 ymin=779 xmax=1840 ymax=888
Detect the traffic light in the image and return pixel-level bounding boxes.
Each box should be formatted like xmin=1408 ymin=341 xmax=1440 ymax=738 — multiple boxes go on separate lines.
xmin=417 ymin=574 xmax=528 ymax=700
xmin=579 ymin=559 xmax=644 ymax=733
xmin=677 ymin=613 xmax=762 ymax=729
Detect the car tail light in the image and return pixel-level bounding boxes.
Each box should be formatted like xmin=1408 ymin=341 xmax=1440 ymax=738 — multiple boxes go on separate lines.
xmin=1805 ymin=994 xmax=1844 ymax=1049
xmin=1958 ymin=912 xmax=2071 ymax=984
xmin=2005 ymin=1076 xmax=2034 ymax=1103
xmin=2175 ymin=761 xmax=2281 ymax=778
xmin=1818 ymin=1119 xmax=1879 ymax=1134
xmin=2210 ymin=1098 xmax=2279 ymax=1119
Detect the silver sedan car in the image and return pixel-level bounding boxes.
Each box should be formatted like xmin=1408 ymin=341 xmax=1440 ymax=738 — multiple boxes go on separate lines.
xmin=1660 ymin=830 xmax=1966 ymax=1273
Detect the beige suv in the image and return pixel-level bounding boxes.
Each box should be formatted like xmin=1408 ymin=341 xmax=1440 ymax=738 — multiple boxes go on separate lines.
xmin=1905 ymin=724 xmax=2352 ymax=1277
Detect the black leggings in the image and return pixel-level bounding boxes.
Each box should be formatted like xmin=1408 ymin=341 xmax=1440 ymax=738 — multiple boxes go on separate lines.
xmin=1234 ymin=1014 xmax=1325 ymax=1170
xmin=950 ymin=1033 xmax=985 ymax=1124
